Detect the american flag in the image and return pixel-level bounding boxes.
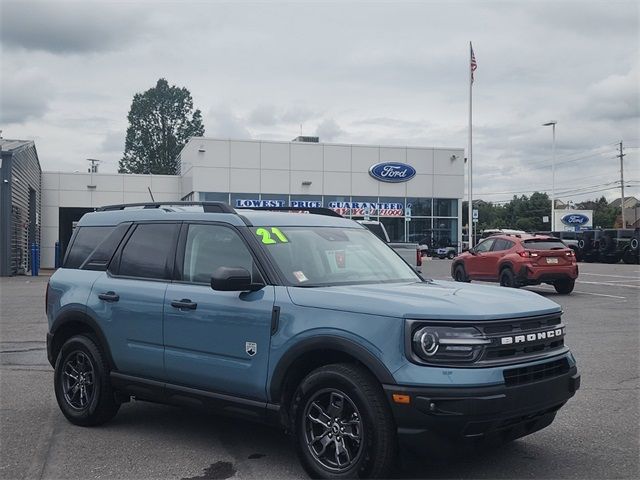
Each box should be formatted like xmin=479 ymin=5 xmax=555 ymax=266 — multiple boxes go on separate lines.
xmin=470 ymin=43 xmax=477 ymax=83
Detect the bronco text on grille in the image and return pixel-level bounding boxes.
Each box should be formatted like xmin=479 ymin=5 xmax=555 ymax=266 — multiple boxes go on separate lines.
xmin=480 ymin=313 xmax=565 ymax=362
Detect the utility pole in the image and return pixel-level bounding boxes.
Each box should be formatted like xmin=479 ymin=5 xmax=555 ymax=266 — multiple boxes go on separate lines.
xmin=618 ymin=141 xmax=626 ymax=227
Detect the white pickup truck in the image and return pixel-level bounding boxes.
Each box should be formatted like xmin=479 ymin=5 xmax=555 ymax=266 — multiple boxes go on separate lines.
xmin=358 ymin=220 xmax=422 ymax=273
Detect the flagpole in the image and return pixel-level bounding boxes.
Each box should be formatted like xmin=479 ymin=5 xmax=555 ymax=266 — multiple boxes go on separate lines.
xmin=468 ymin=42 xmax=474 ymax=248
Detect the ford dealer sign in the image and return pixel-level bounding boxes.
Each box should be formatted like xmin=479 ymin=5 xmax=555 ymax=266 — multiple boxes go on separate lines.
xmin=561 ymin=213 xmax=590 ymax=227
xmin=369 ymin=162 xmax=416 ymax=183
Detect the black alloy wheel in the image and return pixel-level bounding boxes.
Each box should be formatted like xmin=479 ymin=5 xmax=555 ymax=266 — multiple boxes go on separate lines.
xmin=304 ymin=389 xmax=363 ymax=472
xmin=54 ymin=335 xmax=120 ymax=426
xmin=62 ymin=351 xmax=95 ymax=410
xmin=293 ymin=363 xmax=396 ymax=479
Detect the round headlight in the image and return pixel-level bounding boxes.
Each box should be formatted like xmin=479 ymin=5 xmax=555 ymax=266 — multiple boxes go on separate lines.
xmin=414 ymin=328 xmax=439 ymax=357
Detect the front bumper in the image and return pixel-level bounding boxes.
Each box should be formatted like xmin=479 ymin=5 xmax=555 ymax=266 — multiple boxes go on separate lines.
xmin=384 ymin=365 xmax=580 ymax=454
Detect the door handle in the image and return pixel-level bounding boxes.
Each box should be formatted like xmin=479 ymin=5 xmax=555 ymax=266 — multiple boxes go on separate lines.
xmin=171 ymin=299 xmax=197 ymax=310
xmin=98 ymin=291 xmax=119 ymax=302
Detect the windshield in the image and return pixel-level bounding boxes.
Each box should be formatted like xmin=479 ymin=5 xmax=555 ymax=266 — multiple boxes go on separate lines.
xmin=254 ymin=226 xmax=420 ymax=286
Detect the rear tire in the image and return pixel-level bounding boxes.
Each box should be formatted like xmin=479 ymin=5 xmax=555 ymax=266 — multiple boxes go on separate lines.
xmin=54 ymin=334 xmax=120 ymax=426
xmin=291 ymin=363 xmax=396 ymax=479
xmin=499 ymin=268 xmax=518 ymax=288
xmin=554 ymin=279 xmax=575 ymax=294
xmin=447 ymin=251 xmax=456 ymax=260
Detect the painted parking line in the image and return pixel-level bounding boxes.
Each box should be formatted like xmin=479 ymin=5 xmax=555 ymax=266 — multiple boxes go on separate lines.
xmin=576 ymin=280 xmax=640 ymax=289
xmin=593 ymin=279 xmax=640 ymax=284
xmin=527 ymin=285 xmax=627 ymax=299
xmin=580 ymin=272 xmax=640 ymax=279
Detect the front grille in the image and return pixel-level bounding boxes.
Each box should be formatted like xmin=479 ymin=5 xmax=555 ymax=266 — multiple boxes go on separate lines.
xmin=480 ymin=314 xmax=565 ymax=362
xmin=503 ymin=358 xmax=570 ymax=386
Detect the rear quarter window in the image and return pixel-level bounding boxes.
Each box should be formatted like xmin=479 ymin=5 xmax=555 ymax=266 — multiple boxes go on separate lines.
xmin=64 ymin=226 xmax=115 ymax=269
xmin=523 ymin=239 xmax=566 ymax=250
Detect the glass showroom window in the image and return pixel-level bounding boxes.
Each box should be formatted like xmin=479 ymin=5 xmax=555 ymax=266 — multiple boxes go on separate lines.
xmin=380 ymin=217 xmax=405 ymax=242
xmin=199 ymin=192 xmax=230 ymax=203
xmin=434 ymin=199 xmax=458 ymax=217
xmin=407 ymin=218 xmax=433 ymax=245
xmin=433 ymin=218 xmax=458 ymax=248
xmin=406 ymin=197 xmax=432 ymax=216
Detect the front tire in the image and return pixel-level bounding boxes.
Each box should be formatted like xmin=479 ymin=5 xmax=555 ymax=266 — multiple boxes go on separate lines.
xmin=292 ymin=364 xmax=396 ymax=479
xmin=453 ymin=264 xmax=469 ymax=282
xmin=447 ymin=251 xmax=456 ymax=260
xmin=54 ymin=335 xmax=120 ymax=426
xmin=554 ymin=279 xmax=575 ymax=294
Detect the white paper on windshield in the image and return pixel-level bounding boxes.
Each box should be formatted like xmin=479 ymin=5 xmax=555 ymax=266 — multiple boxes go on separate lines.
xmin=293 ymin=271 xmax=309 ymax=283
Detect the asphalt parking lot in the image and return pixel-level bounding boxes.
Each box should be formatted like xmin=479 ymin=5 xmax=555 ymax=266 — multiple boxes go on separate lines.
xmin=1 ymin=261 xmax=638 ymax=479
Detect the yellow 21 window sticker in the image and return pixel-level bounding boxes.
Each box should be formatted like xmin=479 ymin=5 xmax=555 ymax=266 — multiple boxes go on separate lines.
xmin=255 ymin=227 xmax=289 ymax=245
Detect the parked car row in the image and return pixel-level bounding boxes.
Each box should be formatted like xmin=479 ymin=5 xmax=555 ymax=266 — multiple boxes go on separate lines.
xmin=538 ymin=228 xmax=639 ymax=265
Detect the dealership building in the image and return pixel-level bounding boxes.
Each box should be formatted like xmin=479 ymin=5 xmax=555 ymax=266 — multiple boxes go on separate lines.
xmin=2 ymin=136 xmax=465 ymax=273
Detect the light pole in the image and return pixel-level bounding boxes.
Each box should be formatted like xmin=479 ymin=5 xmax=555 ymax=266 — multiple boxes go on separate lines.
xmin=542 ymin=121 xmax=557 ymax=229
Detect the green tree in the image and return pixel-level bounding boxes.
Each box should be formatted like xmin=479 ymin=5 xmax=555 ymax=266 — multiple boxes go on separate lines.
xmin=119 ymin=78 xmax=205 ymax=175
xmin=577 ymin=196 xmax=618 ymax=228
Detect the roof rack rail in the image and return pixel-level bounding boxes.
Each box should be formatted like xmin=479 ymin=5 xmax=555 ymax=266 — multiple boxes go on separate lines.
xmin=97 ymin=201 xmax=236 ymax=213
xmin=236 ymin=206 xmax=343 ymax=218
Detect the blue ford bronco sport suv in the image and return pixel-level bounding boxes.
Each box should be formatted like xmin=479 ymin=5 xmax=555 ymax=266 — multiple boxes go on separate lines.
xmin=46 ymin=202 xmax=580 ymax=478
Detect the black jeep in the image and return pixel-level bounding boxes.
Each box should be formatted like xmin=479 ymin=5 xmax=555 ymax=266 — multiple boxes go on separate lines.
xmin=599 ymin=229 xmax=636 ymax=264
xmin=578 ymin=229 xmax=603 ymax=263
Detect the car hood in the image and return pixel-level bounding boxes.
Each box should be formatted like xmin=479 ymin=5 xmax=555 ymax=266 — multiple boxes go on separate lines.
xmin=286 ymin=280 xmax=560 ymax=321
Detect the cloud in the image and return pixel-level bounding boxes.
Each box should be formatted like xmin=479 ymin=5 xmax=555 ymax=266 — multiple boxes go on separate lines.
xmin=315 ymin=118 xmax=344 ymax=142
xmin=247 ymin=104 xmax=321 ymax=126
xmin=579 ymin=67 xmax=640 ymax=121
xmin=0 ymin=69 xmax=52 ymax=123
xmin=0 ymin=0 xmax=145 ymax=54
xmin=248 ymin=105 xmax=279 ymax=126
xmin=101 ymin=130 xmax=125 ymax=154
xmin=206 ymin=106 xmax=252 ymax=139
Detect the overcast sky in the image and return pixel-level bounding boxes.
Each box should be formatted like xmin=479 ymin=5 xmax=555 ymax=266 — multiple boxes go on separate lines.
xmin=1 ymin=0 xmax=638 ymax=203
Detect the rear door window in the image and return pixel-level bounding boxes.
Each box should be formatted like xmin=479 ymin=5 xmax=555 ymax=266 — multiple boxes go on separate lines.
xmin=118 ymin=223 xmax=180 ymax=279
xmin=523 ymin=239 xmax=566 ymax=250
xmin=64 ymin=226 xmax=114 ymax=269
xmin=492 ymin=239 xmax=514 ymax=251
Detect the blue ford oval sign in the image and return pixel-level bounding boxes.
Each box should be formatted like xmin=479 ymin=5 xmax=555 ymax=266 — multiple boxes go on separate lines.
xmin=561 ymin=213 xmax=589 ymax=226
xmin=369 ymin=162 xmax=416 ymax=183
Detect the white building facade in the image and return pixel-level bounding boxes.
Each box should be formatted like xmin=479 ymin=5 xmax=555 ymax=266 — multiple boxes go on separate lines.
xmin=39 ymin=137 xmax=465 ymax=269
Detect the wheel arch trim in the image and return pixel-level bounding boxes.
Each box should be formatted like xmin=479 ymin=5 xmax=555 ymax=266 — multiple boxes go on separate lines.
xmin=268 ymin=335 xmax=396 ymax=402
xmin=50 ymin=310 xmax=116 ymax=370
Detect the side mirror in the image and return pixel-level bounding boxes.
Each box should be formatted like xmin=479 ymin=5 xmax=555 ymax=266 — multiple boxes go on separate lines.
xmin=469 ymin=248 xmax=477 ymax=255
xmin=211 ymin=266 xmax=264 ymax=292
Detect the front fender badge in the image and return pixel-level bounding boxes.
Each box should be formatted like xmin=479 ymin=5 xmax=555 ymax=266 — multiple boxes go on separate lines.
xmin=246 ymin=342 xmax=257 ymax=356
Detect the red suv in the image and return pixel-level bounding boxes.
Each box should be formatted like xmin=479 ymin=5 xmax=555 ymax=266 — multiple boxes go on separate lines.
xmin=451 ymin=234 xmax=579 ymax=294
